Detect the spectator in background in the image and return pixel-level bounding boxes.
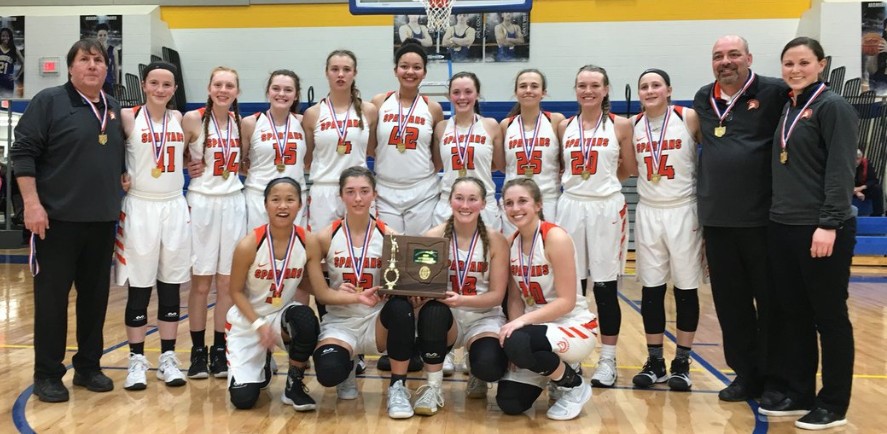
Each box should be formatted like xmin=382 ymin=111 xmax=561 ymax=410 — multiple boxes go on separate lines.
xmin=853 ymin=149 xmax=884 ymax=216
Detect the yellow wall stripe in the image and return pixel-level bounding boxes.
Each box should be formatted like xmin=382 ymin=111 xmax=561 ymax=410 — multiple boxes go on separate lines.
xmin=161 ymin=0 xmax=811 ymax=29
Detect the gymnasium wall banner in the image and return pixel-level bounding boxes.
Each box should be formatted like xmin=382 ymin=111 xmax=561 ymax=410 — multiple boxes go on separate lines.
xmin=0 ymin=16 xmax=24 ymax=99
xmin=80 ymin=15 xmax=122 ymax=98
xmin=393 ymin=12 xmax=530 ymax=63
xmin=863 ymin=2 xmax=887 ymax=96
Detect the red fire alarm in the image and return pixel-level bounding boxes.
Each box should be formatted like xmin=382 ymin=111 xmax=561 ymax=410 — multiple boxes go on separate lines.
xmin=39 ymin=57 xmax=62 ymax=76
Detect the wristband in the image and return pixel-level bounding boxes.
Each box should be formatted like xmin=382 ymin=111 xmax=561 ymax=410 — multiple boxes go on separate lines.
xmin=250 ymin=317 xmax=268 ymax=332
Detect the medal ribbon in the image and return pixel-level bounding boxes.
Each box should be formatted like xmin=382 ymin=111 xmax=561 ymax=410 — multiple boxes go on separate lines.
xmin=519 ymin=113 xmax=543 ymax=170
xmin=780 ymin=83 xmax=828 ymax=154
xmin=75 ymin=89 xmax=108 ymax=135
xmin=452 ymin=115 xmax=476 ymax=172
xmin=452 ymin=228 xmax=480 ymax=294
xmin=396 ymin=93 xmax=420 ymax=142
xmin=29 ymin=233 xmax=39 ymax=277
xmin=326 ymin=97 xmax=352 ymax=145
xmin=265 ymin=224 xmax=297 ymax=298
xmin=643 ymin=106 xmax=672 ymax=177
xmin=210 ymin=111 xmax=233 ymax=174
xmin=518 ymin=222 xmax=540 ymax=297
xmin=144 ymin=106 xmax=168 ymax=170
xmin=342 ymin=214 xmax=374 ymax=288
xmin=577 ymin=112 xmax=604 ymax=169
xmin=267 ymin=110 xmax=292 ymax=166
xmin=709 ymin=70 xmax=756 ymax=125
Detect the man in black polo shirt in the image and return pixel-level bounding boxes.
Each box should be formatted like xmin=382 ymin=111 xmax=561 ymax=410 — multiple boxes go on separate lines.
xmin=693 ymin=35 xmax=789 ymax=402
xmin=12 ymin=38 xmax=126 ymax=402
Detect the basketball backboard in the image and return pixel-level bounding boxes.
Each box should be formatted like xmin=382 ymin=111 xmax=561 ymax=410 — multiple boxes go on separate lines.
xmin=349 ymin=0 xmax=532 ymax=15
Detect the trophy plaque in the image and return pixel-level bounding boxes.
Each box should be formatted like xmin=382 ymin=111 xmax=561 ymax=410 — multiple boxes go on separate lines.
xmin=379 ymin=235 xmax=449 ymax=298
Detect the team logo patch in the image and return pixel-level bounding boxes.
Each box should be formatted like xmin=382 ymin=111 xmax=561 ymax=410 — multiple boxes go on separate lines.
xmin=556 ymin=339 xmax=570 ymax=354
xmin=747 ymin=99 xmax=760 ymax=110
xmin=801 ymin=108 xmax=814 ymax=119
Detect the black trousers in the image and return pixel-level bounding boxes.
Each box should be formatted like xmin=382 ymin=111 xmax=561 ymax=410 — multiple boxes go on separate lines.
xmin=703 ymin=226 xmax=770 ymax=389
xmin=33 ymin=220 xmax=116 ymax=380
xmin=767 ymin=220 xmax=855 ymax=414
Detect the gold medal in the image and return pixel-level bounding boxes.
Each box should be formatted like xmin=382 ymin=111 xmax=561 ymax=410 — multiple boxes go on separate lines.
xmin=222 ymin=169 xmax=230 ymax=180
xmin=397 ymin=142 xmax=406 ymax=153
xmin=151 ymin=167 xmax=162 ymax=178
xmin=780 ymin=150 xmax=788 ymax=165
xmin=581 ymin=170 xmax=590 ymax=180
xmin=98 ymin=133 xmax=108 ymax=145
xmin=337 ymin=144 xmax=346 ymax=155
xmin=271 ymin=297 xmax=282 ymax=307
xmin=714 ymin=125 xmax=726 ymax=137
xmin=276 ymin=164 xmax=285 ymax=173
xmin=458 ymin=168 xmax=467 ymax=178
xmin=651 ymin=173 xmax=661 ymax=184
xmin=523 ymin=167 xmax=533 ymax=178
xmin=525 ymin=295 xmax=535 ymax=306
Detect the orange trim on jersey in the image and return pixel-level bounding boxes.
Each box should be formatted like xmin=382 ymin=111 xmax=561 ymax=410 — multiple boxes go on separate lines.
xmin=608 ymin=112 xmax=617 ymax=122
xmin=672 ymin=105 xmax=685 ymax=119
xmin=115 ymin=252 xmax=127 ymax=265
xmin=294 ymin=225 xmax=307 ymax=248
xmin=569 ymin=327 xmax=589 ymax=339
xmin=253 ymin=225 xmax=268 ymax=245
xmin=558 ymin=326 xmax=574 ymax=338
xmin=225 ymin=322 xmax=232 ymax=332
xmin=539 ymin=221 xmax=558 ymax=242
xmin=330 ymin=219 xmax=343 ymax=234
xmin=583 ymin=319 xmax=599 ymax=333
xmin=374 ymin=218 xmax=388 ymax=235
xmin=385 ymin=91 xmax=396 ymax=101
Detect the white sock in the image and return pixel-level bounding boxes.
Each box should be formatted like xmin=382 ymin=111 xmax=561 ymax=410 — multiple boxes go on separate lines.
xmin=599 ymin=344 xmax=617 ymax=361
xmin=427 ymin=370 xmax=443 ymax=388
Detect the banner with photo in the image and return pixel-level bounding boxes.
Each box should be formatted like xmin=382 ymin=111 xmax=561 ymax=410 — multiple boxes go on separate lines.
xmin=80 ymin=15 xmax=122 ymax=97
xmin=0 ymin=16 xmax=24 ymax=99
xmin=863 ymin=2 xmax=887 ymax=95
xmin=393 ymin=12 xmax=529 ymax=63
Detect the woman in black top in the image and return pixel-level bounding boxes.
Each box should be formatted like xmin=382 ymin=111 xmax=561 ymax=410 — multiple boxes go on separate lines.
xmin=759 ymin=36 xmax=857 ymax=431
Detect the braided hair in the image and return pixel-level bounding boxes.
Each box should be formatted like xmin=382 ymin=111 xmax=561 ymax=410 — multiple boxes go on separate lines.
xmin=443 ymin=177 xmax=490 ymax=262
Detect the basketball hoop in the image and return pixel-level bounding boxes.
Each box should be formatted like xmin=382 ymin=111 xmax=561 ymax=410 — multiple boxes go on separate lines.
xmin=422 ymin=0 xmax=454 ymax=32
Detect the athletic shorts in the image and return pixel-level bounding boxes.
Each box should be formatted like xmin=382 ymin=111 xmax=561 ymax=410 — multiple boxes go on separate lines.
xmin=500 ymin=318 xmax=598 ymax=387
xmin=453 ymin=308 xmax=505 ymax=349
xmin=115 ymin=194 xmax=191 ymax=287
xmin=634 ymin=201 xmax=703 ymax=289
xmin=556 ymin=192 xmax=627 ymax=281
xmin=317 ymin=310 xmax=382 ymax=355
xmin=376 ymin=175 xmax=440 ymax=235
xmin=187 ymin=191 xmax=246 ymax=275
xmin=226 ymin=301 xmax=300 ymax=385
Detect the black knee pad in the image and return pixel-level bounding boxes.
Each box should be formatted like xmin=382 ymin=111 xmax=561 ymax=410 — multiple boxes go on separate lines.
xmin=674 ymin=287 xmax=700 ymax=332
xmin=313 ymin=344 xmax=354 ymax=387
xmin=496 ymin=380 xmax=542 ymax=415
xmin=125 ymin=286 xmax=152 ymax=327
xmin=502 ymin=325 xmax=559 ymax=375
xmin=282 ymin=305 xmax=319 ymax=363
xmin=592 ymin=280 xmax=621 ymax=335
xmin=468 ymin=337 xmax=507 ymax=382
xmin=229 ymin=377 xmax=261 ymax=410
xmin=417 ymin=300 xmax=453 ymax=364
xmin=380 ymin=297 xmax=415 ymax=361
xmin=156 ymin=281 xmax=181 ymax=322
xmin=641 ymin=284 xmax=667 ymax=335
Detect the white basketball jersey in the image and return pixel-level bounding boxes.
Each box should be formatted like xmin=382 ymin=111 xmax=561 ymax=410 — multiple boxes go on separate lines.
xmin=448 ymin=232 xmax=492 ymax=315
xmin=310 ymin=99 xmax=369 ymax=186
xmin=126 ymin=106 xmax=185 ymax=200
xmin=187 ymin=108 xmax=243 ymax=195
xmin=244 ymin=112 xmax=307 ymax=192
xmin=374 ymin=92 xmax=436 ymax=186
xmin=503 ymin=112 xmax=561 ymax=199
xmin=439 ymin=115 xmax=495 ymax=196
xmin=245 ymin=225 xmax=308 ymax=318
xmin=632 ymin=106 xmax=697 ymax=206
xmin=509 ymin=222 xmax=592 ymax=321
xmin=326 ymin=217 xmax=387 ymax=318
xmin=561 ymin=114 xmax=622 ymax=198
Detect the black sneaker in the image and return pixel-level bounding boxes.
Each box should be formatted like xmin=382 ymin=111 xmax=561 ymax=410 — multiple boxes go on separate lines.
xmin=33 ymin=377 xmax=69 ymax=403
xmin=281 ymin=366 xmax=316 ymax=411
xmin=632 ymin=357 xmax=667 ymax=388
xmin=794 ymin=407 xmax=847 ymax=430
xmin=210 ymin=345 xmax=228 ymax=378
xmin=718 ymin=378 xmax=753 ymax=402
xmin=72 ymin=370 xmax=114 ymax=392
xmin=188 ymin=346 xmax=209 ymax=379
xmin=758 ymin=395 xmax=812 ymax=417
xmin=667 ymin=358 xmax=692 ymax=391
xmin=356 ymin=354 xmax=367 ymax=375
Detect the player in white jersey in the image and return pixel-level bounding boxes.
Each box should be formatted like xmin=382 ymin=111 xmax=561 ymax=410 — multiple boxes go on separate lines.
xmin=434 ymin=72 xmax=502 ymax=230
xmin=303 ymin=50 xmax=378 ymax=232
xmin=181 ymin=66 xmax=247 ymax=380
xmin=225 ymin=178 xmax=321 ymax=411
xmin=240 ymin=70 xmax=308 ymax=229
xmin=555 ymin=65 xmax=636 ymax=389
xmin=496 ymin=69 xmax=566 ymax=235
xmin=370 ymin=39 xmax=444 ymax=235
xmin=115 ymin=62 xmax=190 ymax=391
xmin=629 ymin=69 xmax=703 ymax=392
xmin=415 ymin=177 xmax=509 ymax=416
xmin=305 ymin=167 xmax=419 ymax=419
xmin=497 ymin=178 xmax=598 ymax=421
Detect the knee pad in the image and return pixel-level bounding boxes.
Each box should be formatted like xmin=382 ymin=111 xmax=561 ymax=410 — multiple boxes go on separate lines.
xmin=641 ymin=284 xmax=667 ymax=335
xmin=229 ymin=377 xmax=261 ymax=410
xmin=674 ymin=287 xmax=700 ymax=332
xmin=379 ymin=297 xmax=416 ymax=361
xmin=468 ymin=337 xmax=507 ymax=382
xmin=313 ymin=344 xmax=354 ymax=387
xmin=282 ymin=305 xmax=319 ymax=363
xmin=417 ymin=301 xmax=453 ymax=365
xmin=502 ymin=326 xmax=559 ymax=375
xmin=495 ymin=380 xmax=542 ymax=415
xmin=156 ymin=281 xmax=181 ymax=323
xmin=592 ymin=280 xmax=621 ymax=336
xmin=125 ymin=286 xmax=151 ymax=327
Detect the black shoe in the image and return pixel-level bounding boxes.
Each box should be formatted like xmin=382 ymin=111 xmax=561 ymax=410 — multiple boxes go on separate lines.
xmin=718 ymin=379 xmax=751 ymax=402
xmin=794 ymin=407 xmax=847 ymax=430
xmin=209 ymin=345 xmax=228 ymax=378
xmin=759 ymin=389 xmax=786 ymax=408
xmin=632 ymin=357 xmax=667 ymax=388
xmin=667 ymin=358 xmax=692 ymax=391
xmin=72 ymin=370 xmax=114 ymax=392
xmin=33 ymin=377 xmax=69 ymax=402
xmin=356 ymin=354 xmax=367 ymax=375
xmin=187 ymin=346 xmax=209 ymax=379
xmin=282 ymin=366 xmax=316 ymax=412
xmin=758 ymin=395 xmax=812 ymax=417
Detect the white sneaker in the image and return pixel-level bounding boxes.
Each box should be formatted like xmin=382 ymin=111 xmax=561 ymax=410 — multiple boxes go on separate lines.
xmin=443 ymin=352 xmax=455 ymax=377
xmin=387 ymin=380 xmax=413 ymax=419
xmin=465 ymin=375 xmax=488 ymax=399
xmin=591 ymin=357 xmax=617 ymax=388
xmin=124 ymin=353 xmax=150 ymax=391
xmin=157 ymin=351 xmax=187 ymax=387
xmin=546 ymin=378 xmax=593 ymax=420
xmin=337 ymin=363 xmax=359 ymax=400
xmin=413 ymin=384 xmax=444 ymax=416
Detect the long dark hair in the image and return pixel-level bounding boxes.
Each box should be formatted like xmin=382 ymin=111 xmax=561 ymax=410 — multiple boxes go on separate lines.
xmin=266 ymin=69 xmax=301 ymax=114
xmin=449 ymin=71 xmax=482 ymax=115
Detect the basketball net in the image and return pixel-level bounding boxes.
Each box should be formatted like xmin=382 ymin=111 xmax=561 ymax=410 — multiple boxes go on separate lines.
xmin=422 ymin=0 xmax=455 ymax=32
